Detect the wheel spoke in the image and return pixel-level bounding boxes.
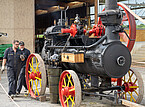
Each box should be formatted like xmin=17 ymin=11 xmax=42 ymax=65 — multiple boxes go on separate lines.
xmin=128 ymin=71 xmax=131 ymax=82
xmin=29 ymin=79 xmax=32 ymax=91
xmin=127 ymin=72 xmax=133 ymax=82
xmin=69 ymin=88 xmax=75 ymax=92
xmin=134 ymin=89 xmax=139 ymax=96
xmin=64 ymin=78 xmax=67 ymax=86
xmin=35 ymin=77 xmax=41 ymax=81
xmin=28 ymin=71 xmax=31 ymax=74
xmin=124 ymin=92 xmax=127 ymax=100
xmin=72 ymin=97 xmax=75 ymax=107
xmin=128 ymin=91 xmax=136 ymax=102
xmin=130 ymin=92 xmax=132 ymax=102
xmin=129 ymin=86 xmax=139 ymax=88
xmin=32 ymin=57 xmax=33 ymax=67
xmin=133 ymin=79 xmax=137 ymax=85
xmin=36 ymin=63 xmax=40 ymax=71
xmin=122 ymin=78 xmax=126 ymax=83
xmin=64 ymin=97 xmax=70 ymax=104
xmin=128 ymin=71 xmax=130 ymax=76
xmin=67 ymin=74 xmax=70 ymax=87
xmin=67 ymin=74 xmax=73 ymax=87
xmin=69 ymin=96 xmax=75 ymax=106
xmin=69 ymin=80 xmax=73 ymax=86
xmin=29 ymin=63 xmax=35 ymax=71
xmin=67 ymin=99 xmax=69 ymax=107
xmin=31 ymin=80 xmax=33 ymax=90
xmin=34 ymin=80 xmax=40 ymax=96
xmin=34 ymin=80 xmax=39 ymax=95
xmin=36 ymin=58 xmax=38 ymax=65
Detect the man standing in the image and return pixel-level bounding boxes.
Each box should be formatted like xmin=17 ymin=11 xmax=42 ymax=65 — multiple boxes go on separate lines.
xmin=1 ymin=40 xmax=25 ymax=98
xmin=16 ymin=41 xmax=30 ymax=94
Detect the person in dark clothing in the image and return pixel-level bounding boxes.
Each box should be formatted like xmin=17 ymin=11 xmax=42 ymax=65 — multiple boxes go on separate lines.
xmin=1 ymin=40 xmax=25 ymax=99
xmin=16 ymin=41 xmax=30 ymax=94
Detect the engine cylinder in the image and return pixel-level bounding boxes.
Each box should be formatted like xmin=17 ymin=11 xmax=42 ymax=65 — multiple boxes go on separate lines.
xmin=63 ymin=42 xmax=131 ymax=78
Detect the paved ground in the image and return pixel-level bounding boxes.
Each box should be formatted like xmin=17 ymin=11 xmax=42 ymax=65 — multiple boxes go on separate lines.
xmin=0 ymin=65 xmax=145 ymax=107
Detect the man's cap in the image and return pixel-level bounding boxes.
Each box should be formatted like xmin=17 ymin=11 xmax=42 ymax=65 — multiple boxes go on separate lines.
xmin=19 ymin=41 xmax=25 ymax=46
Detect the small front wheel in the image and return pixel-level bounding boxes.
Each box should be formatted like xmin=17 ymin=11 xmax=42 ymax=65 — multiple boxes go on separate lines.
xmin=59 ymin=70 xmax=82 ymax=107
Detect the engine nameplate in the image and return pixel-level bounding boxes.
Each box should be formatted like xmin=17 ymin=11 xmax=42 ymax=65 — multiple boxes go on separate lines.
xmin=61 ymin=52 xmax=84 ymax=63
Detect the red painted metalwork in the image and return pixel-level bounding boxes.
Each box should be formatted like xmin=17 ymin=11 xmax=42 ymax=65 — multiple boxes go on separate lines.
xmin=36 ymin=71 xmax=41 ymax=79
xmin=115 ymin=3 xmax=137 ymax=97
xmin=88 ymin=24 xmax=105 ymax=37
xmin=59 ymin=71 xmax=75 ymax=107
xmin=25 ymin=54 xmax=40 ymax=98
xmin=29 ymin=72 xmax=37 ymax=80
xmin=61 ymin=24 xmax=77 ymax=37
xmin=26 ymin=54 xmax=37 ymax=98
xmin=123 ymin=82 xmax=137 ymax=92
xmin=61 ymin=86 xmax=75 ymax=97
xmin=111 ymin=78 xmax=118 ymax=82
xmin=117 ymin=69 xmax=137 ymax=93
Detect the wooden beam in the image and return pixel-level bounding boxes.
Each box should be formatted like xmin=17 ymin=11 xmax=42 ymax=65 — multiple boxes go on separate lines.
xmin=36 ymin=2 xmax=85 ymax=15
xmin=47 ymin=6 xmax=64 ymax=13
xmin=67 ymin=1 xmax=85 ymax=8
xmin=125 ymin=3 xmax=145 ymax=6
xmin=36 ymin=0 xmax=91 ymax=15
xmin=36 ymin=4 xmax=53 ymax=10
xmin=121 ymin=99 xmax=144 ymax=107
xmin=68 ymin=0 xmax=94 ymax=5
xmin=36 ymin=0 xmax=66 ymax=7
xmin=95 ymin=0 xmax=98 ymax=24
xmin=36 ymin=10 xmax=48 ymax=15
xmin=86 ymin=3 xmax=90 ymax=16
xmin=36 ymin=1 xmax=86 ymax=11
xmin=68 ymin=0 xmax=93 ymax=3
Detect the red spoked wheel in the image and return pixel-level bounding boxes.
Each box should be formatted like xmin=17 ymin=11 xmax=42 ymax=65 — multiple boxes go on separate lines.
xmin=98 ymin=3 xmax=136 ymax=52
xmin=117 ymin=68 xmax=144 ymax=103
xmin=59 ymin=70 xmax=81 ymax=107
xmin=25 ymin=53 xmax=46 ymax=99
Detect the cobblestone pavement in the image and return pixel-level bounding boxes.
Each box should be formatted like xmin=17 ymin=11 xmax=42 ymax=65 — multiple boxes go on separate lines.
xmin=0 ymin=65 xmax=145 ymax=107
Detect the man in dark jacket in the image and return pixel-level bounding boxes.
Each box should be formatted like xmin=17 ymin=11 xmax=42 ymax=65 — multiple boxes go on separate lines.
xmin=1 ymin=40 xmax=25 ymax=99
xmin=16 ymin=41 xmax=30 ymax=94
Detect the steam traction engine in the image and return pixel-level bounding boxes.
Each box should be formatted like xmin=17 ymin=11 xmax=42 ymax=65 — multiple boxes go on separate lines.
xmin=25 ymin=0 xmax=144 ymax=107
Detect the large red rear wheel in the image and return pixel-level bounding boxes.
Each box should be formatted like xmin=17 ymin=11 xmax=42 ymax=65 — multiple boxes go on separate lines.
xmin=117 ymin=68 xmax=144 ymax=103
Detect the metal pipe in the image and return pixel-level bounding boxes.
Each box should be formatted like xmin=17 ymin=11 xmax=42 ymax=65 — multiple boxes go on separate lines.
xmin=105 ymin=0 xmax=118 ymax=10
xmin=46 ymin=35 xmax=107 ymax=49
xmin=82 ymin=91 xmax=115 ymax=101
xmin=104 ymin=0 xmax=120 ymax=43
xmin=82 ymin=86 xmax=125 ymax=92
xmin=101 ymin=86 xmax=125 ymax=91
xmin=64 ymin=6 xmax=69 ymax=22
xmin=61 ymin=10 xmax=63 ymax=26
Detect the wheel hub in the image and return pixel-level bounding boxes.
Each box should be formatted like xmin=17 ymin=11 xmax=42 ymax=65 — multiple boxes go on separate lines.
xmin=61 ymin=86 xmax=75 ymax=97
xmin=29 ymin=72 xmax=37 ymax=80
xmin=123 ymin=82 xmax=137 ymax=92
xmin=36 ymin=71 xmax=41 ymax=78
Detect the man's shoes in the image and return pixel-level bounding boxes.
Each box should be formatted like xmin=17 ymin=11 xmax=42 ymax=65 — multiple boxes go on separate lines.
xmin=24 ymin=89 xmax=28 ymax=93
xmin=16 ymin=91 xmax=20 ymax=95
xmin=9 ymin=94 xmax=15 ymax=99
xmin=24 ymin=90 xmax=29 ymax=96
